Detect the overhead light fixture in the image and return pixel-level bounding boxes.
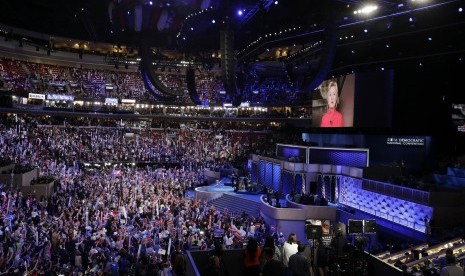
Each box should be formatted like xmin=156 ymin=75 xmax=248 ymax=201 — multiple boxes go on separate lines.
xmin=354 ymin=4 xmax=378 ymax=15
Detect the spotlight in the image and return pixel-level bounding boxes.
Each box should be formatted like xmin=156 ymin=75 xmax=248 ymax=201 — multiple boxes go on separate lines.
xmin=211 ymin=19 xmax=216 ymax=23
xmin=190 ymin=27 xmax=194 ymax=31
xmin=274 ymin=1 xmax=278 ymax=4
xmin=364 ymin=29 xmax=368 ymax=33
xmin=237 ymin=10 xmax=243 ymax=16
xmin=459 ymin=7 xmax=463 ymax=12
xmin=149 ymin=1 xmax=153 ymax=5
xmin=354 ymin=4 xmax=378 ymax=15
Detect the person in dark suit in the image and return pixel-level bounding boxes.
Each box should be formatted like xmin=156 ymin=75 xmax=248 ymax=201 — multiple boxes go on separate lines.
xmin=261 ymin=247 xmax=283 ymax=276
xmin=288 ymin=243 xmax=311 ymax=276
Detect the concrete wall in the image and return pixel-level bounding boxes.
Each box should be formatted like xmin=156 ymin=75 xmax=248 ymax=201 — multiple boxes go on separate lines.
xmin=0 ymin=164 xmax=15 ymax=174
xmin=21 ymin=181 xmax=54 ymax=198
xmin=0 ymin=168 xmax=38 ymax=188
xmin=285 ymin=195 xmax=338 ymax=219
xmin=194 ymin=187 xmax=224 ymax=202
xmin=260 ymin=195 xmax=337 ymax=244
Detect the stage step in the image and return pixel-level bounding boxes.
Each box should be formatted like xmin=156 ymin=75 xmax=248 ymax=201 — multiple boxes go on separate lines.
xmin=207 ymin=193 xmax=261 ymax=218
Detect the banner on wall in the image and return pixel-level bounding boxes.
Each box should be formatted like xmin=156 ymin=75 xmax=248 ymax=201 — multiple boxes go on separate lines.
xmin=28 ymin=93 xmax=46 ymax=100
xmin=386 ymin=137 xmax=425 ymax=146
xmin=105 ymin=98 xmax=119 ymax=104
xmin=46 ymin=94 xmax=74 ymax=101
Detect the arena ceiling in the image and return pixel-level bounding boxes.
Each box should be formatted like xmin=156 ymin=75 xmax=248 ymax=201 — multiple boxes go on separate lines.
xmin=0 ymin=0 xmax=463 ymax=74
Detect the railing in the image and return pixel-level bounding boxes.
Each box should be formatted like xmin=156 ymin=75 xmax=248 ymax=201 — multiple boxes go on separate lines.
xmin=362 ymin=179 xmax=430 ymax=205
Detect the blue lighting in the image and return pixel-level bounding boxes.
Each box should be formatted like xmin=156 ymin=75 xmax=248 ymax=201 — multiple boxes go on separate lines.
xmin=274 ymin=1 xmax=278 ymax=5
xmin=339 ymin=176 xmax=433 ymax=233
xmin=237 ymin=10 xmax=243 ymax=16
xmin=308 ymin=148 xmax=368 ymax=168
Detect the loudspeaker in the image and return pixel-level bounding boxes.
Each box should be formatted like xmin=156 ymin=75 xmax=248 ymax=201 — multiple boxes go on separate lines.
xmin=305 ymin=224 xmax=323 ymax=239
xmin=348 ymin=220 xmax=363 ymax=234
xmin=363 ymin=220 xmax=377 ymax=234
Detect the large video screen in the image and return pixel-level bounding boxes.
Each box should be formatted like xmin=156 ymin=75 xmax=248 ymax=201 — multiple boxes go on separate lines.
xmin=452 ymin=104 xmax=465 ymax=132
xmin=312 ymin=74 xmax=355 ymax=127
xmin=311 ymin=70 xmax=393 ymax=128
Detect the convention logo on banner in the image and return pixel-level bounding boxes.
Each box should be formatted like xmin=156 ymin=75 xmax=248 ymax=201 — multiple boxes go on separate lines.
xmin=386 ymin=137 xmax=425 ymax=146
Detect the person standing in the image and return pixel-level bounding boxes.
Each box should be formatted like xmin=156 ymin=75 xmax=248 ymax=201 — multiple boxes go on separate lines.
xmin=288 ymin=243 xmax=311 ymax=276
xmin=262 ymin=247 xmax=284 ymax=276
xmin=282 ymin=233 xmax=299 ymax=275
xmin=440 ymin=254 xmax=464 ymax=276
xmin=244 ymin=238 xmax=261 ymax=276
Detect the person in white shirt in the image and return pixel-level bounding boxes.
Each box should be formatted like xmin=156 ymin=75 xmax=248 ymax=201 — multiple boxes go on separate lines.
xmin=224 ymin=232 xmax=234 ymax=248
xmin=282 ymin=233 xmax=299 ymax=270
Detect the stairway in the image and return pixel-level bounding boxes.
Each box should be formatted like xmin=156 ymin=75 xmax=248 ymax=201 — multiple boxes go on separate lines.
xmin=207 ymin=193 xmax=261 ymax=217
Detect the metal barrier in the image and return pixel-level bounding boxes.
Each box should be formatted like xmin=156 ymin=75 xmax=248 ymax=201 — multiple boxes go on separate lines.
xmin=361 ymin=179 xmax=430 ymax=205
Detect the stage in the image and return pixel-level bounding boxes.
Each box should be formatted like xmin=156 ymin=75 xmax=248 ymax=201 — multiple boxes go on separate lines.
xmin=193 ymin=178 xmax=286 ymax=207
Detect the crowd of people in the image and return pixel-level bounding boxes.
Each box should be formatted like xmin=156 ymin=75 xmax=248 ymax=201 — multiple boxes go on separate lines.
xmin=0 ymin=113 xmax=277 ymax=275
xmin=241 ymin=76 xmax=308 ymax=106
xmin=0 ymin=114 xmax=271 ymax=171
xmin=0 ymin=56 xmax=315 ymax=112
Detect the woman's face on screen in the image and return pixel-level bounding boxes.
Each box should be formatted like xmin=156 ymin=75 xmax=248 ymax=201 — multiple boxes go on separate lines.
xmin=327 ymin=85 xmax=338 ymax=109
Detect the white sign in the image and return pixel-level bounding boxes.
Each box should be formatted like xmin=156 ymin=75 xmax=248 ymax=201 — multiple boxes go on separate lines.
xmin=105 ymin=98 xmax=118 ymax=104
xmin=122 ymin=99 xmax=136 ymax=104
xmin=28 ymin=93 xmax=45 ymax=100
xmin=386 ymin=137 xmax=425 ymax=146
xmin=47 ymin=94 xmax=74 ymax=101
